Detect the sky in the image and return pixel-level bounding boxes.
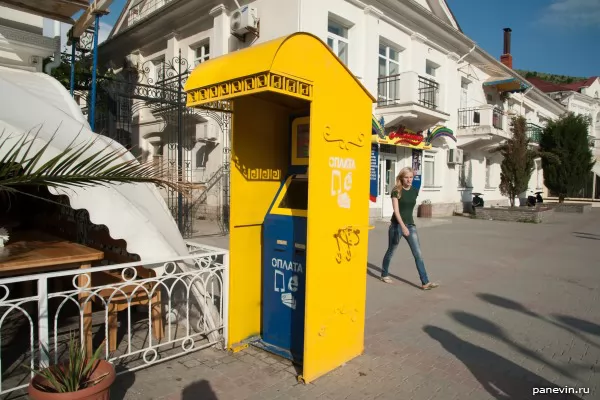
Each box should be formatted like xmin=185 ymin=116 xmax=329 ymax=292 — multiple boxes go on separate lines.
xmin=46 ymin=0 xmax=598 ymax=78
xmin=446 ymin=0 xmax=600 ymax=78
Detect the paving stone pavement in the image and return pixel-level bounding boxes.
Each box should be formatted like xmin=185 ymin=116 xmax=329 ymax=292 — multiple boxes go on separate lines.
xmin=113 ymin=212 xmax=600 ymax=400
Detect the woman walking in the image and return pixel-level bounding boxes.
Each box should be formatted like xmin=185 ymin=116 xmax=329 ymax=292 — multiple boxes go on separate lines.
xmin=380 ymin=166 xmax=439 ymax=290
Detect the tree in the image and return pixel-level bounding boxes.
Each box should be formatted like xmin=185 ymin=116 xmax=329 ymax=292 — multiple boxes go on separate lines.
xmin=0 ymin=129 xmax=189 ymax=196
xmin=538 ymin=112 xmax=595 ymax=203
xmin=490 ymin=116 xmax=539 ymax=207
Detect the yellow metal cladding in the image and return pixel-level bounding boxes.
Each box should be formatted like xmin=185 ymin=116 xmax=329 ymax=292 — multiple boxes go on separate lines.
xmin=185 ymin=32 xmax=375 ymax=384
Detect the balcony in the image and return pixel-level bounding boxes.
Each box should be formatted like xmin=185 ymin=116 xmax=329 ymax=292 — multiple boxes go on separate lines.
xmin=526 ymin=123 xmax=543 ymax=144
xmin=376 ymin=72 xmax=449 ymax=131
xmin=456 ymin=105 xmax=508 ymax=148
xmin=128 ymin=0 xmax=173 ymax=27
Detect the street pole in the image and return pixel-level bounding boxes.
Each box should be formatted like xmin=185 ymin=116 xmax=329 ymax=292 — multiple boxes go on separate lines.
xmin=177 ymin=48 xmax=183 ymax=231
xmin=89 ymin=13 xmax=100 ymax=130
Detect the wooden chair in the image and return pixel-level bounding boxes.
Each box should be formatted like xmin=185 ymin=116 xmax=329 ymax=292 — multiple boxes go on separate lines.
xmin=90 ymin=267 xmax=163 ymax=352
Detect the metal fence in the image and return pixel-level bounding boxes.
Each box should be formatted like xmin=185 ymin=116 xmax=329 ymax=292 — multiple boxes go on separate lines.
xmin=0 ymin=242 xmax=228 ymax=396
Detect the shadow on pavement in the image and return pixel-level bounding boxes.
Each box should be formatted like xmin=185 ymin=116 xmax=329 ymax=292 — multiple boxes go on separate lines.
xmin=449 ymin=311 xmax=577 ymax=381
xmin=573 ymin=234 xmax=600 ymax=241
xmin=572 ymin=232 xmax=600 ymax=238
xmin=552 ymin=315 xmax=600 ymax=337
xmin=110 ymin=369 xmax=136 ymax=400
xmin=181 ymin=380 xmax=218 ymax=400
xmin=423 ymin=326 xmax=585 ymax=400
xmin=476 ymin=293 xmax=600 ymax=350
xmin=366 ymin=263 xmax=421 ymax=289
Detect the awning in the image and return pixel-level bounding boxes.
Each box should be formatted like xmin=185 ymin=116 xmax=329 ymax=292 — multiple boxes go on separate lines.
xmin=372 ymin=114 xmax=384 ymax=138
xmin=371 ymin=119 xmax=456 ymax=150
xmin=483 ymin=76 xmax=530 ymax=93
xmin=0 ymin=0 xmax=89 ymax=23
xmin=0 ymin=66 xmax=191 ymax=274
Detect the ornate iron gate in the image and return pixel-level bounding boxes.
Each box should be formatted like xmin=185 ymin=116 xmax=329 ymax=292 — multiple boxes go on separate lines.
xmin=60 ymin=35 xmax=231 ymax=236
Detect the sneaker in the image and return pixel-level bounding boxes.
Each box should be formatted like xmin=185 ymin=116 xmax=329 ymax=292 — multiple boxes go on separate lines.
xmin=422 ymin=282 xmax=439 ymax=290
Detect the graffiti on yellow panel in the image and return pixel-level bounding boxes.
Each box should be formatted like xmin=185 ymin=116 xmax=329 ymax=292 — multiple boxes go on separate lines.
xmin=187 ymin=72 xmax=312 ymax=106
xmin=333 ymin=227 xmax=362 ymax=264
xmin=317 ymin=305 xmax=360 ymax=337
xmin=232 ymin=155 xmax=281 ymax=181
xmin=323 ymin=126 xmax=366 ymax=151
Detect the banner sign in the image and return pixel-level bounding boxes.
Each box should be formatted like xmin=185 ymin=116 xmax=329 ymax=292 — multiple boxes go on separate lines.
xmin=370 ymin=144 xmax=379 ymax=202
xmin=412 ymin=148 xmax=422 ymax=191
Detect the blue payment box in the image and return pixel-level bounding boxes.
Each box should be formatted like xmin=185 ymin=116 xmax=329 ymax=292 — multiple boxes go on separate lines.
xmin=257 ymin=116 xmax=310 ymax=362
xmin=261 ymin=175 xmax=308 ymax=361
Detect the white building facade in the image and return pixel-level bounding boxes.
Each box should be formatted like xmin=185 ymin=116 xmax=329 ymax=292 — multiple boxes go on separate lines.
xmin=99 ymin=0 xmax=566 ymax=220
xmin=0 ymin=5 xmax=60 ymax=73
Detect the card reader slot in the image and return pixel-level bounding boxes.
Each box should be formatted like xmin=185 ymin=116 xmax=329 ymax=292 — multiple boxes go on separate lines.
xmin=275 ymin=239 xmax=288 ymax=252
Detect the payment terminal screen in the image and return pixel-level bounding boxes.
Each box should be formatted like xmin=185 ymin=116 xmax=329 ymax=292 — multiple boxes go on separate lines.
xmin=295 ymin=123 xmax=309 ymax=159
xmin=277 ymin=178 xmax=308 ymax=211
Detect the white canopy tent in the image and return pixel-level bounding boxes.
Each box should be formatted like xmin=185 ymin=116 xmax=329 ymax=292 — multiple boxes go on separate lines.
xmin=0 ymin=65 xmax=189 ymax=271
xmin=0 ymin=65 xmax=224 ymax=343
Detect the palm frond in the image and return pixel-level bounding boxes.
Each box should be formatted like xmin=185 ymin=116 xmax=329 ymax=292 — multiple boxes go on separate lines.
xmin=0 ymin=128 xmax=193 ymax=195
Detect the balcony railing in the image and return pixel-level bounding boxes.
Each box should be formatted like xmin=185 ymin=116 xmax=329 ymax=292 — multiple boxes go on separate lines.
xmin=458 ymin=106 xmax=504 ymax=130
xmin=377 ymin=74 xmax=401 ymax=107
xmin=418 ymin=76 xmax=439 ymax=110
xmin=128 ymin=0 xmax=173 ymax=26
xmin=458 ymin=107 xmax=481 ymax=128
xmin=526 ymin=123 xmax=543 ymax=143
xmin=377 ymin=73 xmax=442 ymax=112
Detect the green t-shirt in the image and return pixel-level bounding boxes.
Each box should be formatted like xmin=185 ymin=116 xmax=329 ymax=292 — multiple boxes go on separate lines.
xmin=390 ymin=186 xmax=419 ymax=225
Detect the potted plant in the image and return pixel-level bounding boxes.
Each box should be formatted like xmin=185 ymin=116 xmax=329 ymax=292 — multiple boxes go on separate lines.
xmin=26 ymin=333 xmax=116 ymax=400
xmin=418 ymin=199 xmax=433 ymax=218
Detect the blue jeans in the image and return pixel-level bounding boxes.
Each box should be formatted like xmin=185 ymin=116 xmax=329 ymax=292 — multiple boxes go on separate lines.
xmin=381 ymin=223 xmax=430 ymax=285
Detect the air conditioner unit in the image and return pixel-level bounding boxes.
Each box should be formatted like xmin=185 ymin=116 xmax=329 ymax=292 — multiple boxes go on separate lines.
xmin=230 ymin=6 xmax=259 ymax=36
xmin=448 ymin=148 xmax=463 ymax=165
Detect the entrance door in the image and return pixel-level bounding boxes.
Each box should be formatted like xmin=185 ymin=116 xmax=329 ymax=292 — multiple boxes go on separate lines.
xmin=380 ymin=155 xmax=397 ymax=218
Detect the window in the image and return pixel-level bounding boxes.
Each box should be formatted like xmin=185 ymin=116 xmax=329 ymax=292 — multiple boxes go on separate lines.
xmin=193 ymin=42 xmax=210 ymax=66
xmin=485 ymin=158 xmax=491 ymax=188
xmin=378 ymin=41 xmax=401 ymax=105
xmin=424 ymin=153 xmax=435 ymax=187
xmin=327 ymin=19 xmax=349 ymax=65
xmin=425 ymin=60 xmax=438 ymax=77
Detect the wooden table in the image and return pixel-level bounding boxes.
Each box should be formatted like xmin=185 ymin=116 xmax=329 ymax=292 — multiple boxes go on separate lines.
xmin=0 ymin=230 xmax=104 ymax=276
xmin=0 ymin=230 xmax=104 ymax=354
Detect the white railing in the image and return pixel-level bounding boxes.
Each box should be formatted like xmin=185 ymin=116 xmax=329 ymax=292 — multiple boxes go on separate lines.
xmin=0 ymin=242 xmax=228 ymax=396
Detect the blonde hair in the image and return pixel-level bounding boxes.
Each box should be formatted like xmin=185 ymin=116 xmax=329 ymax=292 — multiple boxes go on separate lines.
xmin=392 ymin=167 xmax=414 ymax=199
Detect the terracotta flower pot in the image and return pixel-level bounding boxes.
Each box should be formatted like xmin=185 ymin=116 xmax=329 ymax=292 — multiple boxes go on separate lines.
xmin=418 ymin=204 xmax=432 ymax=218
xmin=28 ymin=360 xmax=116 ymax=400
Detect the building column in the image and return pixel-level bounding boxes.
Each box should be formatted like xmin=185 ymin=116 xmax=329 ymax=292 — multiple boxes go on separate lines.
xmin=363 ymin=6 xmax=382 ymax=99
xmin=445 ymin=52 xmax=460 ymax=121
xmin=166 ymin=31 xmax=180 ymax=63
xmin=210 ymin=4 xmax=230 ymax=58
